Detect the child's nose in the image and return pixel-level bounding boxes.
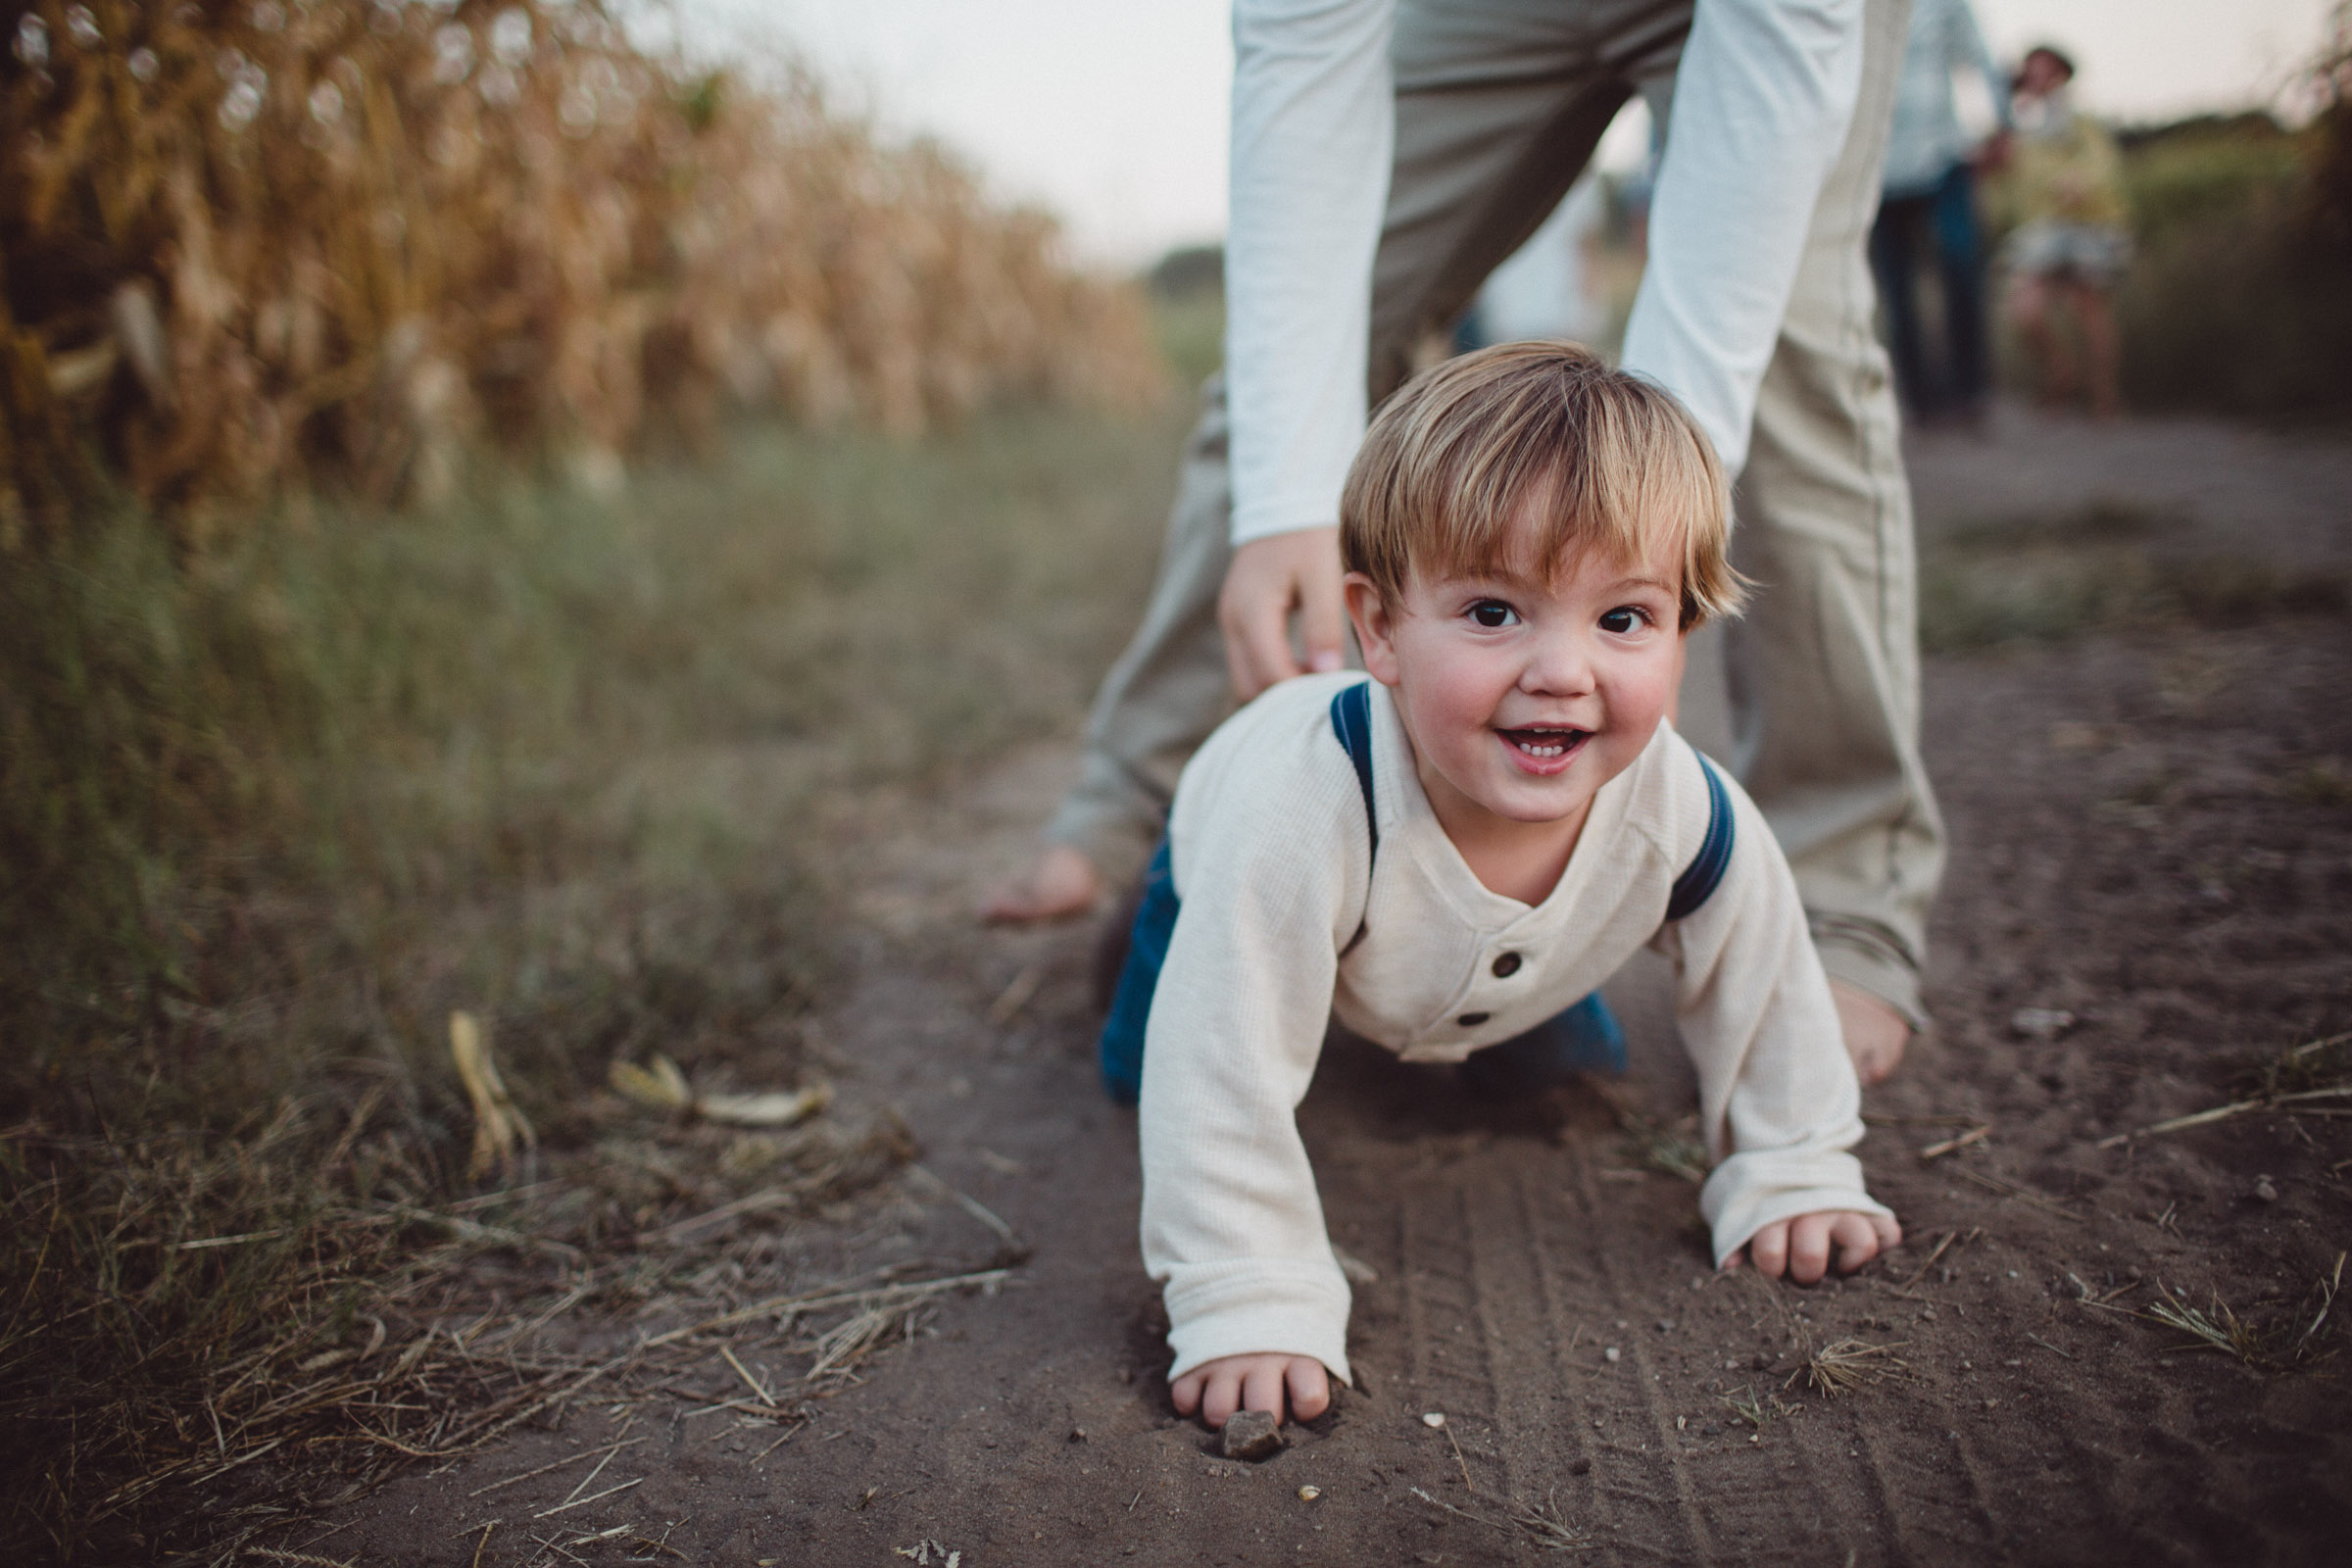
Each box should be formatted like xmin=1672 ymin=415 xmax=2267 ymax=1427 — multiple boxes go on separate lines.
xmin=1520 ymin=627 xmax=1595 ymax=694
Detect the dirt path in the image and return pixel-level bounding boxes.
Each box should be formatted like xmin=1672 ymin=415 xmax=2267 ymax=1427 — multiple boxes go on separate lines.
xmin=323 ymin=409 xmax=2352 ymax=1566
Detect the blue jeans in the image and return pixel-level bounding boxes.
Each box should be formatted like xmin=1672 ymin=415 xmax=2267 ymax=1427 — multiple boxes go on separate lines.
xmin=1871 ymin=162 xmax=1989 ymax=418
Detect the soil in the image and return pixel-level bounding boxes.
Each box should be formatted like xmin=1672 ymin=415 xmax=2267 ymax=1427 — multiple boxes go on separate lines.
xmin=318 ymin=407 xmax=2352 ymax=1566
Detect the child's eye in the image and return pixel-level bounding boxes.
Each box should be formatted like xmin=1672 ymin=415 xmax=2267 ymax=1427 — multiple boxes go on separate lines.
xmin=1598 ymin=606 xmax=1651 ymax=634
xmin=1469 ymin=600 xmax=1518 ymax=628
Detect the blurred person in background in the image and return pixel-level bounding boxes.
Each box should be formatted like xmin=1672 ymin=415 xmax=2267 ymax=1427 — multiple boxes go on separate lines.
xmin=1870 ymin=0 xmax=2009 ymax=427
xmin=986 ymin=0 xmax=1944 ymax=1085
xmin=2000 ymin=44 xmax=2131 ymax=417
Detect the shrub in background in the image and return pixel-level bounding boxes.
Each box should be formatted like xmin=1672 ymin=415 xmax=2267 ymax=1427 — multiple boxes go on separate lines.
xmin=2108 ymin=8 xmax=2352 ymax=418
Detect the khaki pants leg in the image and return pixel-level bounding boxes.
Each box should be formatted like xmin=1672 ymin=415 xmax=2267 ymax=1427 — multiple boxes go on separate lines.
xmin=1048 ymin=0 xmax=1942 ymax=1023
xmin=1047 ymin=0 xmax=1692 ymax=886
xmin=1715 ymin=0 xmax=1945 ymax=1024
xmin=1045 ymin=383 xmax=1240 ymax=888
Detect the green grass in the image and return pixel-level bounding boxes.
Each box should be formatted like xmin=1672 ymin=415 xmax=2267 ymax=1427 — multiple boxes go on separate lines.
xmin=1916 ymin=498 xmax=2349 ymax=654
xmin=0 ymin=388 xmax=1187 ymax=1556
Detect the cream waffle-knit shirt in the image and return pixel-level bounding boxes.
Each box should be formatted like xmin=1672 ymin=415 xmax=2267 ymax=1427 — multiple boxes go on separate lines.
xmin=1138 ymin=673 xmax=1890 ymax=1385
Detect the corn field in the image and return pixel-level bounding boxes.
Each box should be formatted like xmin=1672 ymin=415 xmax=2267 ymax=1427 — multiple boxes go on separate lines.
xmin=0 ymin=0 xmax=1167 ymax=543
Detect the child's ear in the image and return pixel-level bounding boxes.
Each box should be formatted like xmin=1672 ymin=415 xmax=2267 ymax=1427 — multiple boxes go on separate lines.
xmin=1344 ymin=572 xmax=1402 ymax=687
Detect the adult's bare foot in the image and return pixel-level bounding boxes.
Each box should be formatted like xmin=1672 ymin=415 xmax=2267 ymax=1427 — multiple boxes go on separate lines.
xmin=980 ymin=844 xmax=1103 ymax=923
xmin=1831 ymin=979 xmax=1910 ymax=1085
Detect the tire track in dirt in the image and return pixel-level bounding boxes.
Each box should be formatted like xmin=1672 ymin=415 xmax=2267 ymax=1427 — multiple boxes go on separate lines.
xmin=1567 ymin=1147 xmax=1724 ymax=1566
xmin=1509 ymin=1159 xmax=1626 ymax=1550
xmin=1837 ymin=1386 xmax=2004 ymax=1563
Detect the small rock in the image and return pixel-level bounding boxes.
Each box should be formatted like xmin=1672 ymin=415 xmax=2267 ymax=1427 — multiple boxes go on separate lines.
xmin=1603 ymin=1347 xmax=1621 ymax=1363
xmin=1222 ymin=1409 xmax=1285 ymax=1462
xmin=1750 ymin=1351 xmax=1772 ymax=1370
xmin=1690 ymin=1276 xmax=1707 ymax=1292
xmin=1298 ymin=1485 xmax=1321 ymax=1501
xmin=2254 ymin=1175 xmax=2279 ymax=1202
xmin=2010 ymin=1006 xmax=2076 ymax=1041
xmin=1655 ymin=1319 xmax=1675 ymax=1333
xmin=1068 ymin=1427 xmax=1087 ymax=1444
xmin=1569 ymin=1456 xmax=1592 ymax=1475
xmin=1422 ymin=1411 xmax=1446 ymax=1429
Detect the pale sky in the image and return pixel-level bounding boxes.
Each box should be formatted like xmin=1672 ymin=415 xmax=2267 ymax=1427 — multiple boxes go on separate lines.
xmin=671 ymin=0 xmax=2340 ymax=267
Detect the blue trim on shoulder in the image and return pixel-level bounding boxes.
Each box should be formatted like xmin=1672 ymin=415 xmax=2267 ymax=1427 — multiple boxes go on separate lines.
xmin=1664 ymin=752 xmax=1734 ymax=921
xmin=1329 ymin=680 xmax=1378 ymax=862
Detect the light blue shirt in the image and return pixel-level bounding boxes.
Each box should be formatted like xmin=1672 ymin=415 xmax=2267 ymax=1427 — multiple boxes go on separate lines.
xmin=1881 ymin=0 xmax=2009 ymax=198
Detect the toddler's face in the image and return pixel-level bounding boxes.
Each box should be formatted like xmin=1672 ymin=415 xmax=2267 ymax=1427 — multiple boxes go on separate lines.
xmin=1348 ymin=522 xmax=1683 ymax=837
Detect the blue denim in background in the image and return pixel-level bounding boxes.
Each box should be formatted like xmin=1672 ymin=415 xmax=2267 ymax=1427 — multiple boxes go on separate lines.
xmin=1870 ymin=161 xmax=1991 ymax=422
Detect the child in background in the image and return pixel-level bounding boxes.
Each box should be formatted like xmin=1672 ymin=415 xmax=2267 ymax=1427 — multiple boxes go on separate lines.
xmin=1128 ymin=343 xmax=1899 ymax=1430
xmin=2000 ymin=44 xmax=2132 ymax=417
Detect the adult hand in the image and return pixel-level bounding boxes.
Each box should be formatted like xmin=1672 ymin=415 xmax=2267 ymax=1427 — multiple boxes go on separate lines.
xmin=1217 ymin=526 xmax=1347 ymax=701
xmin=1170 ymin=1352 xmax=1332 ymax=1429
xmin=1726 ymin=1210 xmax=1901 ymax=1285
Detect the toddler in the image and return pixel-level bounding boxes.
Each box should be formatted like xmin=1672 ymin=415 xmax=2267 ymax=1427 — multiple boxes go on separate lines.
xmin=1118 ymin=342 xmax=1899 ymax=1430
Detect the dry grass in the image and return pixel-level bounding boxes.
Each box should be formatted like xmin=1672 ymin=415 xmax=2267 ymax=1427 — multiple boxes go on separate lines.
xmin=0 ymin=1069 xmax=1002 ymax=1559
xmin=2140 ymin=1255 xmax=2344 ymax=1369
xmin=1507 ymin=1492 xmax=1597 ymax=1553
xmin=1602 ymin=1092 xmax=1706 ymax=1185
xmin=0 ymin=385 xmax=1184 ymax=1556
xmin=1408 ymin=1486 xmax=1599 ymax=1554
xmin=2145 ymin=1288 xmax=2268 ymax=1365
xmin=2 ymin=15 xmax=1197 ymax=1555
xmin=1794 ymin=1338 xmax=1912 ymax=1397
xmin=1718 ymin=1384 xmax=1796 ymax=1429
xmin=2 ymin=0 xmax=1164 ymax=539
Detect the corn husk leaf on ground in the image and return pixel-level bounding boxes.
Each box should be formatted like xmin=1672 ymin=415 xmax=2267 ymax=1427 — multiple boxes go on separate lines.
xmin=610 ymin=1052 xmax=832 ymax=1127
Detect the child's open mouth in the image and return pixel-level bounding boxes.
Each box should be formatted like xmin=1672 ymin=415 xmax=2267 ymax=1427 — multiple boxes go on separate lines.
xmin=1500 ymin=726 xmax=1589 ymax=762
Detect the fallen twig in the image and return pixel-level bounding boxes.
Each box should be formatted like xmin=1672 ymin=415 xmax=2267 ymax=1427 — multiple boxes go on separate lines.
xmin=721 ymin=1345 xmax=777 ymax=1407
xmin=987 ymin=963 xmax=1043 ymax=1024
xmin=1951 ymin=1167 xmax=2082 ymax=1220
xmin=2096 ymin=1085 xmax=2352 ymax=1150
xmin=531 ymin=1476 xmax=643 ymax=1518
xmin=642 ymin=1268 xmax=1011 ymax=1349
xmin=467 ymin=1439 xmax=644 ymax=1497
xmin=1920 ymin=1125 xmax=1991 ymax=1160
xmin=1899 ymin=1227 xmax=1981 ymax=1289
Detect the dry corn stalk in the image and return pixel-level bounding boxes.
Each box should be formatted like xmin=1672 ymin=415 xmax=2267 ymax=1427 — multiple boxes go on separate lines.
xmin=1 ymin=0 xmax=1164 ymax=539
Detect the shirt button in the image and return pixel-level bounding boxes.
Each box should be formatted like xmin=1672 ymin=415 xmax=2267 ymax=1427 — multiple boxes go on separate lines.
xmin=1491 ymin=953 xmax=1522 ymax=978
xmin=1457 ymin=1012 xmax=1491 ymax=1027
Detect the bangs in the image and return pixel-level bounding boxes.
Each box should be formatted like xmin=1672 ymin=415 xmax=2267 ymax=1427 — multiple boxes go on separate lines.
xmin=1341 ymin=343 xmax=1743 ymax=627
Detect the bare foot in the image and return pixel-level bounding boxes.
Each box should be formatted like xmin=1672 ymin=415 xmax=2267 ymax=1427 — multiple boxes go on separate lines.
xmin=1831 ymin=979 xmax=1910 ymax=1085
xmin=979 ymin=844 xmax=1102 ymax=923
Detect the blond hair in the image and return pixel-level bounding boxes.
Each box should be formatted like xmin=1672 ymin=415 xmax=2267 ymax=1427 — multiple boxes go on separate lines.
xmin=1340 ymin=341 xmax=1742 ymax=628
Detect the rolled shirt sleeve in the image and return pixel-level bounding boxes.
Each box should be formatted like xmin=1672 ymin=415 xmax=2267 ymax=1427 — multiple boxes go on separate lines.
xmin=1619 ymin=0 xmax=1864 ymax=477
xmin=1138 ymin=694 xmax=1374 ymax=1383
xmin=1649 ymin=761 xmax=1892 ymax=1265
xmin=1224 ymin=0 xmax=1395 ymax=547
xmin=1223 ymin=0 xmax=1865 ymax=545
